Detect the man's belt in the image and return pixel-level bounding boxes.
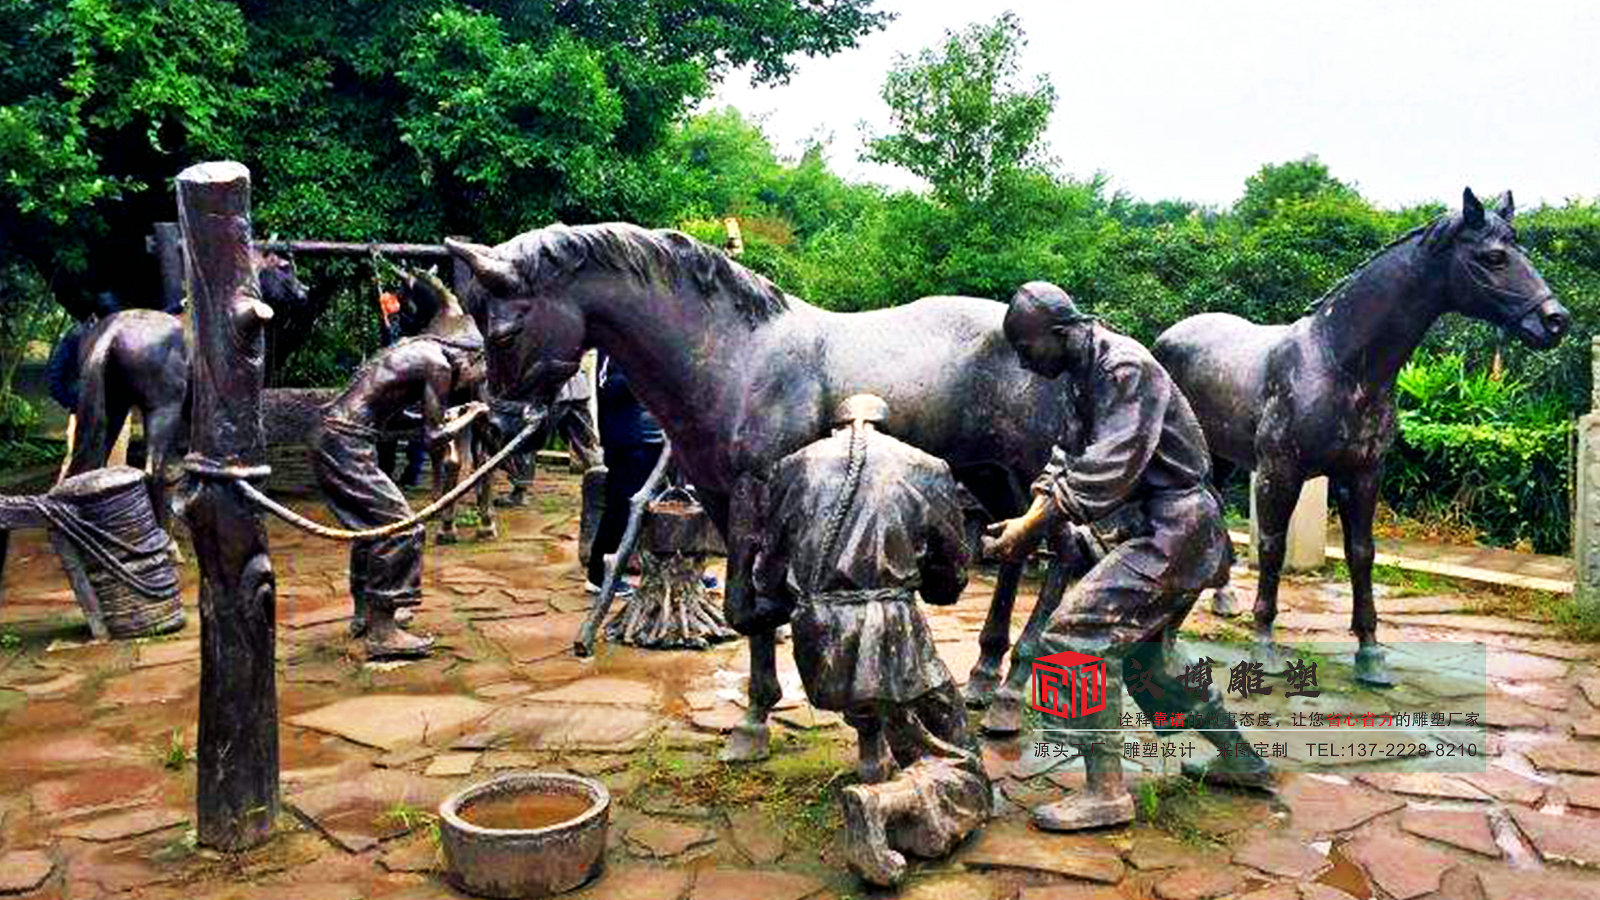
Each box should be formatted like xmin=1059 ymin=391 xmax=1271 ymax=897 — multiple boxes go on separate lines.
xmin=800 ymin=587 xmax=916 ymax=606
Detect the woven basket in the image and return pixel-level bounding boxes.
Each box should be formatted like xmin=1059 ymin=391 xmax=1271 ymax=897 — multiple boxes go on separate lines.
xmin=48 ymin=468 xmax=185 ymax=639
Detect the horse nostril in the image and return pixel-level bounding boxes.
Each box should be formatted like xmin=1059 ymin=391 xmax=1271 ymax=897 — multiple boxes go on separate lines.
xmin=1545 ymin=309 xmax=1570 ymax=334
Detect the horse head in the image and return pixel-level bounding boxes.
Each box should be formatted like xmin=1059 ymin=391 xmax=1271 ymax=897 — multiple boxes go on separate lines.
xmin=254 ymin=250 xmax=309 ymax=311
xmin=445 ymin=233 xmax=589 ymax=409
xmin=1431 ymin=187 xmax=1569 ymax=350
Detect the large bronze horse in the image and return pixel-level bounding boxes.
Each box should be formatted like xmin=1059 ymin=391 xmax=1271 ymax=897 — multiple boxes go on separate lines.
xmin=1153 ymin=189 xmax=1569 ymax=685
xmin=66 ymin=251 xmax=308 ymax=535
xmin=447 ymin=223 xmax=1077 ymax=760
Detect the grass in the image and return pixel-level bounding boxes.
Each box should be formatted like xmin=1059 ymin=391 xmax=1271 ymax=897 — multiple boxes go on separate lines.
xmin=0 ymin=631 xmax=20 ymax=651
xmin=1322 ymin=559 xmax=1458 ymax=597
xmin=625 ymin=731 xmax=849 ymax=850
xmin=378 ymin=800 xmax=442 ymax=847
xmin=1134 ymin=774 xmax=1217 ymax=846
xmin=157 ymin=729 xmax=190 ymax=771
xmin=1471 ymin=586 xmax=1600 ymax=643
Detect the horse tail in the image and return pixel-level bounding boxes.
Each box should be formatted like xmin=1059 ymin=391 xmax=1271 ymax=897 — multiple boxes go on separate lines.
xmin=67 ymin=326 xmax=118 ymax=477
xmin=812 ymin=419 xmax=868 ymax=593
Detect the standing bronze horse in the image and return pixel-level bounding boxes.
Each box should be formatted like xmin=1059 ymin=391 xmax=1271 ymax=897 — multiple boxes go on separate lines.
xmin=446 ymin=223 xmax=1078 ymax=761
xmin=1154 ymin=189 xmax=1569 ymax=685
xmin=66 ymin=251 xmax=308 ymax=536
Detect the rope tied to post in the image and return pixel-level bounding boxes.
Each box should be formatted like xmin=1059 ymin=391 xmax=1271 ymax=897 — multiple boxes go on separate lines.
xmin=183 ymin=407 xmax=541 ymax=543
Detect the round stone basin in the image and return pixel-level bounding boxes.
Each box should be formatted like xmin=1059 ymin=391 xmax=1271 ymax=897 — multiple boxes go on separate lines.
xmin=439 ymin=772 xmax=610 ymax=898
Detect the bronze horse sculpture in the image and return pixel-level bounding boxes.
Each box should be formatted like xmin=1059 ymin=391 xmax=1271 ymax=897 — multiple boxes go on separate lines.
xmin=1154 ymin=188 xmax=1569 ymax=685
xmin=65 ymin=251 xmax=308 ymax=536
xmin=446 ymin=223 xmax=1079 ymax=760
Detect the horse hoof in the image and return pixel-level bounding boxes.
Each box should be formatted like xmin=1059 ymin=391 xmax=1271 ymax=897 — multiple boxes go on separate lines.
xmin=476 ymin=524 xmax=498 ymax=542
xmin=1211 ymin=588 xmax=1238 ymax=618
xmin=963 ymin=673 xmax=1000 ymax=709
xmin=720 ymin=722 xmax=770 ymax=763
xmin=982 ymin=693 xmax=1023 ymax=735
xmin=1252 ymin=640 xmax=1288 ymax=675
xmin=1354 ymin=646 xmax=1394 ymax=688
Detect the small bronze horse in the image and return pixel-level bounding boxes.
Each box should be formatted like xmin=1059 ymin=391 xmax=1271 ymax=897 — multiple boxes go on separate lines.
xmin=1153 ymin=188 xmax=1569 ymax=684
xmin=66 ymin=251 xmax=308 ymax=536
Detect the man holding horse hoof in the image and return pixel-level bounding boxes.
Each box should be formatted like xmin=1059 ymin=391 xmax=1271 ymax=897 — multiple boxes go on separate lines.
xmin=749 ymin=394 xmax=988 ymax=886
xmin=310 ymin=334 xmax=482 ymax=660
xmin=985 ymin=281 xmax=1273 ymax=831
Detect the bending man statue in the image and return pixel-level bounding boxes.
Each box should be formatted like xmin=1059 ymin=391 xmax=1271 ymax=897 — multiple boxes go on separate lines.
xmin=310 ymin=334 xmax=484 ymax=660
xmin=985 ymin=282 xmax=1272 ymax=832
xmin=750 ymin=394 xmax=988 ymax=886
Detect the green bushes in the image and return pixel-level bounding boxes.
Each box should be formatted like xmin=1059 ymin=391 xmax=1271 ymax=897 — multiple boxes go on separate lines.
xmin=1385 ymin=353 xmax=1573 ymax=553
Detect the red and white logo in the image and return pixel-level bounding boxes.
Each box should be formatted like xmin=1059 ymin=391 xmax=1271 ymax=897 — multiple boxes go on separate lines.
xmin=1031 ymin=650 xmax=1109 ymax=720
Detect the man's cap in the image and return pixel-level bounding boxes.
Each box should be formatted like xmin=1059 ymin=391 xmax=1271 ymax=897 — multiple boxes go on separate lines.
xmin=832 ymin=393 xmax=889 ymax=426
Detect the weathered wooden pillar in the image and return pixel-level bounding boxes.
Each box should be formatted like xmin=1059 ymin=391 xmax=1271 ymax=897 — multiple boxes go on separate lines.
xmin=150 ymin=222 xmax=186 ymax=312
xmin=1574 ymin=337 xmax=1600 ymax=595
xmin=177 ymin=162 xmax=279 ymax=851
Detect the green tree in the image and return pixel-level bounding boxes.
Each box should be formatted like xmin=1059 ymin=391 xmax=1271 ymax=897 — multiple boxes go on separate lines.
xmin=1233 ymin=155 xmax=1361 ymax=227
xmin=0 ymin=0 xmax=891 ymax=311
xmin=863 ymin=12 xmax=1056 ymax=206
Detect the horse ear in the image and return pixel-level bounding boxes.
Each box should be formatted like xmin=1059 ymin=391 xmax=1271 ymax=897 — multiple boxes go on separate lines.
xmin=1463 ymin=187 xmax=1486 ymax=228
xmin=1495 ymin=189 xmax=1515 ymax=223
xmin=445 ymin=238 xmax=522 ymax=295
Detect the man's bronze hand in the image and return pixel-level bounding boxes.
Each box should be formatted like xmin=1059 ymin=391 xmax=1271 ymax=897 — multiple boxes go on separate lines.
xmin=982 ymin=517 xmax=1032 ymax=562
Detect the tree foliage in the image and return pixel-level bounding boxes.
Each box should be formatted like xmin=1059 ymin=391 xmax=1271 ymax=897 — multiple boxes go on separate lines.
xmin=863 ymin=12 xmax=1055 ymax=206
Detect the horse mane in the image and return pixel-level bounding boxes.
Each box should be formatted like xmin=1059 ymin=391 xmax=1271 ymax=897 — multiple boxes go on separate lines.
xmin=500 ymin=222 xmax=789 ymax=327
xmin=1301 ymin=213 xmax=1459 ymax=316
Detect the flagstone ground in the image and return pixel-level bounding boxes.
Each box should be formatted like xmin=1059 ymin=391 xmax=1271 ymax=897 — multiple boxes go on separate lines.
xmin=2 ymin=471 xmax=1599 ymax=899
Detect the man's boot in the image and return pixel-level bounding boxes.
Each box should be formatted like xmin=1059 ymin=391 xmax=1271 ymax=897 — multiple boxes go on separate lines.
xmin=840 ymin=784 xmax=907 ymax=887
xmin=1031 ymin=667 xmax=1134 ymax=831
xmin=1182 ymin=689 xmax=1275 ymax=791
xmin=365 ymin=606 xmax=435 ymax=660
xmin=1031 ymin=737 xmax=1135 ymax=831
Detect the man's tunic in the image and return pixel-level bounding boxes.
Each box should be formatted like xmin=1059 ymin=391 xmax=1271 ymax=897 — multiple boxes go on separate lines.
xmin=753 ymin=426 xmax=969 ymax=712
xmin=1034 ymin=327 xmax=1231 ymax=644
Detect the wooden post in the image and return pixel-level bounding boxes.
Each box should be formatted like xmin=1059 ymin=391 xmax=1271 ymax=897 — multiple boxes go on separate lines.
xmin=177 ymin=162 xmax=279 ymax=851
xmin=151 ymin=222 xmax=186 ymax=312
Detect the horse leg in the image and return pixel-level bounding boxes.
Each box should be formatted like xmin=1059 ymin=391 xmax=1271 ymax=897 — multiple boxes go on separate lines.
xmin=472 ymin=428 xmax=498 ymax=541
xmin=1251 ymin=464 xmax=1303 ymax=673
xmin=434 ymin=441 xmax=459 ymax=545
xmin=964 ymin=561 xmax=1023 ymax=708
xmin=721 ymin=471 xmax=774 ymax=763
xmin=1333 ymin=468 xmax=1391 ymax=686
xmin=143 ymin=402 xmax=186 ymax=561
xmin=982 ymin=541 xmax=1075 ymax=734
xmin=1208 ymin=456 xmax=1243 ymax=617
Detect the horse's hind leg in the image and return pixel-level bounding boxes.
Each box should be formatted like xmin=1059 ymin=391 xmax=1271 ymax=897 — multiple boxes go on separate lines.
xmin=471 ymin=429 xmax=497 ymax=541
xmin=1250 ymin=464 xmax=1304 ymax=673
xmin=1333 ymin=468 xmax=1391 ymax=686
xmin=982 ymin=540 xmax=1077 ymax=734
xmin=434 ymin=441 xmax=460 ymax=545
xmin=142 ymin=401 xmax=185 ymax=556
xmin=965 ymin=561 xmax=1023 ymax=708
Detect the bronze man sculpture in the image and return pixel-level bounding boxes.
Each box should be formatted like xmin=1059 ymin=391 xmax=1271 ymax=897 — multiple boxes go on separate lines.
xmin=1154 ymin=189 xmax=1569 ymax=684
xmin=310 ymin=334 xmax=482 ymax=659
xmin=750 ymin=394 xmax=988 ymax=886
xmin=987 ymin=282 xmax=1271 ymax=831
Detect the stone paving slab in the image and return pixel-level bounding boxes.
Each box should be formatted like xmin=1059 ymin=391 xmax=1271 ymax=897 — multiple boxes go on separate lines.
xmin=0 ymin=849 xmax=55 ymax=894
xmin=459 ymin=702 xmax=659 ymax=751
xmin=957 ymin=821 xmax=1124 ymax=883
xmin=287 ymin=694 xmax=492 ymax=751
xmin=286 ymin=769 xmax=458 ymax=853
xmin=1344 ymin=833 xmax=1457 ymax=900
xmin=1278 ymin=776 xmax=1405 ymax=835
xmin=688 ymin=869 xmax=826 ymax=900
xmin=54 ymin=808 xmax=188 ymax=842
xmin=1509 ymin=806 xmax=1600 ymax=867
xmin=1399 ymin=808 xmax=1501 ymax=857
